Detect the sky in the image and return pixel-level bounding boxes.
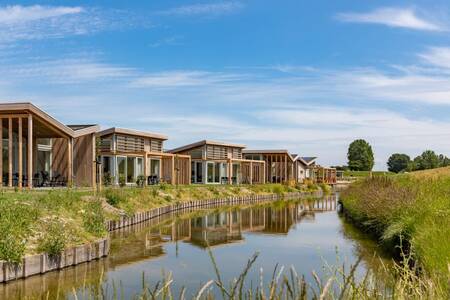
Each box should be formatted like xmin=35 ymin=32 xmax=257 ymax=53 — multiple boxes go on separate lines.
xmin=1 ymin=1 xmax=450 ymax=170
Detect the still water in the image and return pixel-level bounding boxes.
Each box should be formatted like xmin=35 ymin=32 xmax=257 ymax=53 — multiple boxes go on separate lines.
xmin=1 ymin=194 xmax=390 ymax=299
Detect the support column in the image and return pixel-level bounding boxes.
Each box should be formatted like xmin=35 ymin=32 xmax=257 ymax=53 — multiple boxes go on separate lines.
xmin=228 ymin=159 xmax=232 ymax=184
xmin=27 ymin=115 xmax=33 ymax=189
xmin=8 ymin=118 xmax=12 ymax=187
xmin=18 ymin=117 xmax=22 ymax=189
xmin=171 ymin=155 xmax=175 ymax=185
xmin=284 ymin=155 xmax=287 ymax=183
xmin=188 ymin=156 xmax=192 ymax=185
xmin=143 ymin=153 xmax=148 ymax=186
xmin=249 ymin=161 xmax=253 ymax=185
xmin=67 ymin=137 xmax=73 ymax=187
xmin=92 ymin=134 xmax=97 ymax=188
xmin=0 ymin=118 xmax=2 ymax=187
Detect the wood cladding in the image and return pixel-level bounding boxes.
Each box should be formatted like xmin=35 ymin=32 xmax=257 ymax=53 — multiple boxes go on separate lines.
xmin=116 ymin=134 xmax=145 ymax=153
xmin=150 ymin=139 xmax=163 ymax=152
xmin=206 ymin=145 xmax=242 ymax=160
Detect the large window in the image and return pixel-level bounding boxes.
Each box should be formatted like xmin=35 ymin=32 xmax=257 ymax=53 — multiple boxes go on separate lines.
xmin=127 ymin=157 xmax=135 ymax=183
xmin=207 ymin=162 xmax=227 ymax=184
xmin=191 ymin=161 xmax=203 ymax=183
xmin=136 ymin=157 xmax=144 ymax=178
xmin=150 ymin=159 xmax=161 ymax=177
xmin=232 ymin=163 xmax=241 ymax=184
xmin=117 ymin=156 xmax=126 ymax=182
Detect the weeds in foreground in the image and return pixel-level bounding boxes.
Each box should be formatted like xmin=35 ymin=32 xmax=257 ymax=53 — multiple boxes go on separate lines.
xmin=67 ymin=246 xmax=447 ymax=300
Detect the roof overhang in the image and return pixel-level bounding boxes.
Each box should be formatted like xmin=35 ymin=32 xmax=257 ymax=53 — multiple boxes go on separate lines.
xmin=243 ymin=149 xmax=295 ymax=162
xmin=96 ymin=127 xmax=168 ymax=140
xmin=169 ymin=140 xmax=246 ymax=154
xmin=0 ymin=102 xmax=75 ymax=138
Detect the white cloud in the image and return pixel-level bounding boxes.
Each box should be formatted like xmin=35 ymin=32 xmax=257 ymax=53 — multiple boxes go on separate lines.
xmin=129 ymin=70 xmax=244 ymax=87
xmin=418 ymin=47 xmax=450 ymax=69
xmin=159 ymin=1 xmax=243 ymax=17
xmin=336 ymin=7 xmax=445 ymax=31
xmin=0 ymin=5 xmax=83 ymax=24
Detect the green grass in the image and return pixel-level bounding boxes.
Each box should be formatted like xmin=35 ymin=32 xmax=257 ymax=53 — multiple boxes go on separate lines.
xmin=343 ymin=170 xmax=395 ymax=178
xmin=0 ymin=183 xmax=322 ymax=262
xmin=340 ymin=169 xmax=450 ymax=290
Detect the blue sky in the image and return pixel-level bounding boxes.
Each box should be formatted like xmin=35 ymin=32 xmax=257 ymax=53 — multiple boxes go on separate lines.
xmin=2 ymin=1 xmax=450 ymax=169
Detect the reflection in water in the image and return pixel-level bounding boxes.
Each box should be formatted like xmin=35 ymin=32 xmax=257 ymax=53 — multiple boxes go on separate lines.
xmin=0 ymin=195 xmax=386 ymax=299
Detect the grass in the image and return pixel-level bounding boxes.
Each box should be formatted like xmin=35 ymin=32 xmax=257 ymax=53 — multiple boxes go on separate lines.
xmin=0 ymin=183 xmax=321 ymax=263
xmin=343 ymin=170 xmax=395 ymax=178
xmin=340 ymin=167 xmax=450 ymax=291
xmin=64 ymin=249 xmax=446 ymax=300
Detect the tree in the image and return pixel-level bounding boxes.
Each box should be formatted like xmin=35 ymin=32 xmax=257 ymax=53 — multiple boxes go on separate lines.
xmin=438 ymin=154 xmax=450 ymax=167
xmin=347 ymin=139 xmax=374 ymax=171
xmin=413 ymin=150 xmax=439 ymax=170
xmin=387 ymin=153 xmax=410 ymax=173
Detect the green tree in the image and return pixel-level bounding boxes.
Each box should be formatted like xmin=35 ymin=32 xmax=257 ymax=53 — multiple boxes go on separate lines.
xmin=413 ymin=150 xmax=439 ymax=170
xmin=387 ymin=153 xmax=411 ymax=173
xmin=438 ymin=154 xmax=450 ymax=167
xmin=347 ymin=139 xmax=374 ymax=171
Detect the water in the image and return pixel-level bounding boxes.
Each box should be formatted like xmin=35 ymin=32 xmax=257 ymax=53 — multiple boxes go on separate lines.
xmin=0 ymin=194 xmax=391 ymax=299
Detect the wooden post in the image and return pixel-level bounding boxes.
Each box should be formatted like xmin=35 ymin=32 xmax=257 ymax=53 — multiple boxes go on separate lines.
xmin=249 ymin=161 xmax=253 ymax=185
xmin=27 ymin=115 xmax=33 ymax=189
xmin=18 ymin=117 xmax=22 ymax=189
xmin=0 ymin=118 xmax=2 ymax=187
xmin=67 ymin=137 xmax=73 ymax=187
xmin=284 ymin=155 xmax=287 ymax=183
xmin=228 ymin=159 xmax=232 ymax=184
xmin=171 ymin=155 xmax=175 ymax=185
xmin=143 ymin=153 xmax=148 ymax=186
xmin=8 ymin=118 xmax=12 ymax=187
xmin=92 ymin=134 xmax=97 ymax=189
xmin=188 ymin=156 xmax=192 ymax=185
xmin=262 ymin=161 xmax=266 ymax=184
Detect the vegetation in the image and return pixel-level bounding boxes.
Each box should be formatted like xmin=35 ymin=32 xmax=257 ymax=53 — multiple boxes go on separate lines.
xmin=340 ymin=169 xmax=450 ymax=291
xmin=0 ymin=183 xmax=323 ymax=262
xmin=347 ymin=139 xmax=374 ymax=171
xmin=387 ymin=153 xmax=411 ymax=173
xmin=343 ymin=170 xmax=394 ymax=178
xmin=68 ymin=250 xmax=445 ymax=299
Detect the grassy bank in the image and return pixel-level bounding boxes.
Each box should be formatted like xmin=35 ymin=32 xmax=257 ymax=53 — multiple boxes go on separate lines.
xmin=340 ymin=168 xmax=450 ymax=290
xmin=0 ymin=183 xmax=319 ymax=263
xmin=343 ymin=170 xmax=395 ymax=178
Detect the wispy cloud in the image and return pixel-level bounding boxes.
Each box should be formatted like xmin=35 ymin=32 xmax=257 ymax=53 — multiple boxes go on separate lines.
xmin=0 ymin=5 xmax=143 ymax=43
xmin=336 ymin=7 xmax=445 ymax=31
xmin=148 ymin=36 xmax=183 ymax=48
xmin=418 ymin=47 xmax=450 ymax=69
xmin=159 ymin=1 xmax=243 ymax=17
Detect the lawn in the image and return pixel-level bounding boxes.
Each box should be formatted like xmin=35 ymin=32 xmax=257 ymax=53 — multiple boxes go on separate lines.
xmin=0 ymin=183 xmax=318 ymax=263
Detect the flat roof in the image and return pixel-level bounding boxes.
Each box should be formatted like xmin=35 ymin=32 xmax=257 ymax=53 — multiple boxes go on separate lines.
xmin=243 ymin=149 xmax=295 ymax=161
xmin=96 ymin=127 xmax=168 ymax=140
xmin=169 ymin=140 xmax=246 ymax=153
xmin=0 ymin=102 xmax=75 ymax=137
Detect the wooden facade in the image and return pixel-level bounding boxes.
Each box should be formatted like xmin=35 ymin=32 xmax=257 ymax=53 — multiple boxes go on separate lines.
xmin=243 ymin=150 xmax=295 ymax=184
xmin=0 ymin=103 xmax=98 ymax=189
xmin=313 ymin=167 xmax=337 ymax=185
xmin=169 ymin=140 xmax=265 ymax=185
xmin=97 ymin=128 xmax=191 ymax=186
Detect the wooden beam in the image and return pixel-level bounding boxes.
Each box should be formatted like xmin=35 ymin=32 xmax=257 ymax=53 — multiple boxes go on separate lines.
xmin=8 ymin=118 xmax=12 ymax=187
xmin=18 ymin=117 xmax=22 ymax=189
xmin=28 ymin=115 xmax=33 ymax=189
xmin=67 ymin=137 xmax=73 ymax=187
xmin=171 ymin=155 xmax=175 ymax=185
xmin=284 ymin=155 xmax=287 ymax=183
xmin=249 ymin=161 xmax=253 ymax=185
xmin=92 ymin=134 xmax=97 ymax=189
xmin=0 ymin=118 xmax=2 ymax=187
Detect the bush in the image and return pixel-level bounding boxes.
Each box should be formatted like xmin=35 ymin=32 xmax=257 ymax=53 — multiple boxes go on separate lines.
xmin=82 ymin=200 xmax=106 ymax=237
xmin=37 ymin=218 xmax=67 ymax=256
xmin=103 ymin=172 xmax=114 ymax=186
xmin=104 ymin=188 xmax=125 ymax=207
xmin=272 ymin=185 xmax=284 ymax=195
xmin=136 ymin=175 xmax=146 ymax=187
xmin=118 ymin=175 xmax=126 ymax=187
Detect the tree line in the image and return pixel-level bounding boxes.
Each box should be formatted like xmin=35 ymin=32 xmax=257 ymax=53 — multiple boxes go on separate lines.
xmin=331 ymin=139 xmax=450 ymax=173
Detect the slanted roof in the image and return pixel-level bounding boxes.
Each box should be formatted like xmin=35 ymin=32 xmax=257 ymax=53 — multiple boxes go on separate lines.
xmin=0 ymin=102 xmax=75 ymax=137
xmin=68 ymin=124 xmax=100 ymax=137
xmin=96 ymin=127 xmax=168 ymax=140
xmin=169 ymin=140 xmax=246 ymax=154
xmin=243 ymin=149 xmax=295 ymax=162
xmin=294 ymin=156 xmax=317 ymax=166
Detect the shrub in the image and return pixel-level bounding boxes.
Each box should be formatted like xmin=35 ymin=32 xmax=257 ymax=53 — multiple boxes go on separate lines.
xmin=103 ymin=172 xmax=113 ymax=186
xmin=118 ymin=175 xmax=126 ymax=187
xmin=82 ymin=200 xmax=106 ymax=237
xmin=159 ymin=182 xmax=169 ymax=191
xmin=272 ymin=185 xmax=284 ymax=195
xmin=136 ymin=175 xmax=146 ymax=187
xmin=104 ymin=188 xmax=125 ymax=207
xmin=37 ymin=218 xmax=67 ymax=256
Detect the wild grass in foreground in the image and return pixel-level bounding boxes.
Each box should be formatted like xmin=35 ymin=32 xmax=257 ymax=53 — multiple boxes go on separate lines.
xmin=70 ymin=249 xmax=447 ymax=300
xmin=340 ymin=173 xmax=450 ymax=290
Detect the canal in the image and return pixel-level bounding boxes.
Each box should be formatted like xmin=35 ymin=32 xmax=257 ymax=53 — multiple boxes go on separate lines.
xmin=0 ymin=194 xmax=391 ymax=299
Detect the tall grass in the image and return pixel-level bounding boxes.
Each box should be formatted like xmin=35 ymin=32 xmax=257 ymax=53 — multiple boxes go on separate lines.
xmin=69 ymin=250 xmax=446 ymax=300
xmin=340 ymin=175 xmax=450 ymax=291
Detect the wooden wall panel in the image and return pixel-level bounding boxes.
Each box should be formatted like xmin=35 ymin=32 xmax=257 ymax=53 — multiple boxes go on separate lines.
xmin=52 ymin=138 xmax=68 ymax=179
xmin=73 ymin=134 xmax=94 ymax=187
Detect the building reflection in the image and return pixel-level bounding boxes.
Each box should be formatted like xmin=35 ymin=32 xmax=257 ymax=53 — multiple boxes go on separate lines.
xmin=145 ymin=195 xmax=338 ymax=249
